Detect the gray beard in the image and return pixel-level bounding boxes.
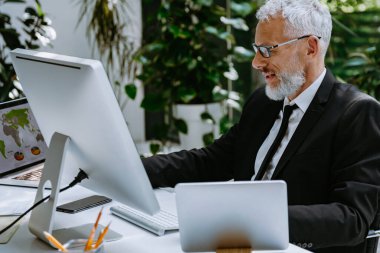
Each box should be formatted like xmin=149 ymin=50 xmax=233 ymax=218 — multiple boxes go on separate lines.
xmin=265 ymin=70 xmax=305 ymax=101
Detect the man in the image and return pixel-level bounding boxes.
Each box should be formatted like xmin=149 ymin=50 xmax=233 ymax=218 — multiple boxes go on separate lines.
xmin=143 ymin=0 xmax=380 ymax=252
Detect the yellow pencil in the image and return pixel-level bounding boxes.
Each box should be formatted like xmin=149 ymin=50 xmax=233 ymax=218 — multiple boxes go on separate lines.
xmin=84 ymin=226 xmax=96 ymax=251
xmin=94 ymin=207 xmax=103 ymax=230
xmin=43 ymin=231 xmax=68 ymax=252
xmin=94 ymin=221 xmax=111 ymax=249
xmin=84 ymin=207 xmax=103 ymax=250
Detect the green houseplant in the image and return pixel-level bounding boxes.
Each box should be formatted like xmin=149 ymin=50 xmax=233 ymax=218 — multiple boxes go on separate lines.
xmin=324 ymin=1 xmax=380 ymax=101
xmin=138 ymin=0 xmax=254 ymax=150
xmin=342 ymin=43 xmax=380 ymax=100
xmin=0 ymin=0 xmax=56 ymax=102
xmin=75 ymin=0 xmax=139 ymax=109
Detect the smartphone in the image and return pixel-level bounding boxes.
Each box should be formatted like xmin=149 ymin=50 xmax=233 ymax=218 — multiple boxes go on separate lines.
xmin=56 ymin=195 xmax=112 ymax=214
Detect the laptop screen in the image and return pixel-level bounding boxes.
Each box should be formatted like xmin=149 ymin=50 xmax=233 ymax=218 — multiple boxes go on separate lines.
xmin=0 ymin=98 xmax=47 ymax=176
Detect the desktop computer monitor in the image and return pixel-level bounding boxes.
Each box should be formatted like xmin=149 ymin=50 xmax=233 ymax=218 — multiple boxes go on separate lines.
xmin=10 ymin=49 xmax=160 ymax=216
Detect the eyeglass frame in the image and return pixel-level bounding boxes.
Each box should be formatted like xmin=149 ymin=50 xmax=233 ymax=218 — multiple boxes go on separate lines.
xmin=252 ymin=35 xmax=322 ymax=58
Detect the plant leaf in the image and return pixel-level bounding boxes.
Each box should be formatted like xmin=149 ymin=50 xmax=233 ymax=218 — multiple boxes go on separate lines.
xmin=219 ymin=115 xmax=234 ymax=134
xmin=174 ymin=118 xmax=188 ymax=134
xmin=169 ymin=25 xmax=191 ymax=39
xmin=220 ymin=17 xmax=249 ymax=31
xmin=145 ymin=42 xmax=165 ymax=52
xmin=203 ymin=132 xmax=214 ymax=146
xmin=231 ymin=2 xmax=253 ymax=17
xmin=177 ymin=86 xmax=197 ymax=103
xmin=149 ymin=142 xmax=161 ymax=155
xmin=195 ymin=0 xmax=213 ymax=7
xmin=223 ymin=65 xmax=239 ymax=81
xmin=205 ymin=26 xmax=218 ymax=35
xmin=212 ymin=86 xmax=228 ymax=101
xmin=35 ymin=2 xmax=44 ymax=17
xmin=187 ymin=59 xmax=197 ymax=70
xmin=344 ymin=57 xmax=369 ymax=68
xmin=226 ymin=98 xmax=242 ymax=112
xmin=201 ymin=112 xmax=215 ymax=124
xmin=228 ymin=90 xmax=241 ymax=101
xmin=125 ymin=83 xmax=137 ymax=100
xmin=233 ymin=46 xmax=254 ymax=62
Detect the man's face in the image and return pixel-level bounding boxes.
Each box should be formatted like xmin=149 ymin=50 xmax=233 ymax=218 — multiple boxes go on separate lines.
xmin=252 ymin=17 xmax=307 ymax=101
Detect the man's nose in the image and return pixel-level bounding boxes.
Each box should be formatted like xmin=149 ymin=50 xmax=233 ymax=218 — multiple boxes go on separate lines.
xmin=252 ymin=52 xmax=268 ymax=70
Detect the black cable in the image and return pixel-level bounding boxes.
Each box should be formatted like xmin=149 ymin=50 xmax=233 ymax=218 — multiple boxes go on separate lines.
xmin=0 ymin=168 xmax=89 ymax=235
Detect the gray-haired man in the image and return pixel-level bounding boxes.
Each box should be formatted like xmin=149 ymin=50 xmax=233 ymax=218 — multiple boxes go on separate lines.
xmin=143 ymin=1 xmax=380 ymax=252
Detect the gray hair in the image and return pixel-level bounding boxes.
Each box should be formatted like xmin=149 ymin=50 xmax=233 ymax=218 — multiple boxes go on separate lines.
xmin=256 ymin=0 xmax=332 ymax=57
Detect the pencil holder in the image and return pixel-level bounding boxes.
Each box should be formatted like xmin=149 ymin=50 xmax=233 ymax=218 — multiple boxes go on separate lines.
xmin=63 ymin=239 xmax=105 ymax=253
xmin=83 ymin=244 xmax=104 ymax=253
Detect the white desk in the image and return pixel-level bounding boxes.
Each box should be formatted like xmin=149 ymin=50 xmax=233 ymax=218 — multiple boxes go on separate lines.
xmin=0 ymin=185 xmax=312 ymax=253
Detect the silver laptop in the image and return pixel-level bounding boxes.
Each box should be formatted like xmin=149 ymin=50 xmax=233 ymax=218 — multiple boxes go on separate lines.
xmin=0 ymin=98 xmax=47 ymax=188
xmin=175 ymin=181 xmax=289 ymax=252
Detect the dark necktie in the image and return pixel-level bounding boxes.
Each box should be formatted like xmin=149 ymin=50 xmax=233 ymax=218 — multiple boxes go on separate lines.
xmin=255 ymin=104 xmax=298 ymax=180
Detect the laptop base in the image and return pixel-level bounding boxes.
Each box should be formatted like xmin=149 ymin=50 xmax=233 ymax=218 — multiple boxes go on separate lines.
xmin=216 ymin=248 xmax=251 ymax=253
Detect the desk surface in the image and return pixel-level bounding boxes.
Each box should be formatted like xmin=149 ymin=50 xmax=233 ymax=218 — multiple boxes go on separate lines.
xmin=0 ymin=185 xmax=312 ymax=253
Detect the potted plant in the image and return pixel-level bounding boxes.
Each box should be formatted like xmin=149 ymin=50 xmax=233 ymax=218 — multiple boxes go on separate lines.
xmin=75 ymin=0 xmax=140 ymax=109
xmin=0 ymin=0 xmax=56 ymax=102
xmin=137 ymin=0 xmax=254 ymax=150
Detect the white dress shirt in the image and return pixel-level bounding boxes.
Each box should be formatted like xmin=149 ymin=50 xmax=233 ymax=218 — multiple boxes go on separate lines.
xmin=252 ymin=68 xmax=327 ymax=180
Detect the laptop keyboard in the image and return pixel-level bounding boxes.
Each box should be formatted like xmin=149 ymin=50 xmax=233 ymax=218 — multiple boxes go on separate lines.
xmin=110 ymin=205 xmax=178 ymax=236
xmin=12 ymin=168 xmax=43 ymax=181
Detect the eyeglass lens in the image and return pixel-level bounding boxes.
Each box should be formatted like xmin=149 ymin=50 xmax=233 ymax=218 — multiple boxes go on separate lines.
xmin=253 ymin=46 xmax=270 ymax=58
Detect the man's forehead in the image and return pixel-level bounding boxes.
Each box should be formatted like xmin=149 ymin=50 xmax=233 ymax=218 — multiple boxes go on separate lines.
xmin=254 ymin=17 xmax=287 ymax=44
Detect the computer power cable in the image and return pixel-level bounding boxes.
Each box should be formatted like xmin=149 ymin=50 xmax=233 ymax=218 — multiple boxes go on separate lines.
xmin=0 ymin=168 xmax=89 ymax=235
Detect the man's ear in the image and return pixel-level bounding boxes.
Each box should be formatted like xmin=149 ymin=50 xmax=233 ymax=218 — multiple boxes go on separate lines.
xmin=307 ymin=36 xmax=319 ymax=56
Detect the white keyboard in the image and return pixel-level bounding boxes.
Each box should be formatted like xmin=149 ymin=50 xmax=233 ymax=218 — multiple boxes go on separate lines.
xmin=110 ymin=205 xmax=178 ymax=236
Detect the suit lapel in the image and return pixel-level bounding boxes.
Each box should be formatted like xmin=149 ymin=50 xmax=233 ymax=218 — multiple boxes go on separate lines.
xmin=271 ymin=70 xmax=336 ymax=179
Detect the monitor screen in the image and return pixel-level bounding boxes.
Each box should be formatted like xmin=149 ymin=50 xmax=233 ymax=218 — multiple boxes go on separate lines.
xmin=0 ymin=98 xmax=47 ymax=176
xmin=10 ymin=49 xmax=160 ymax=215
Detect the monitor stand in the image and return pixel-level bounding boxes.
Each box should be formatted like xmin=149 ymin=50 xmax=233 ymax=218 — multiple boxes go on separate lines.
xmin=28 ymin=132 xmax=122 ymax=248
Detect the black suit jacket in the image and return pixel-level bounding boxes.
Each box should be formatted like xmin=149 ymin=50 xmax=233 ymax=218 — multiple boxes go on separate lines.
xmin=143 ymin=70 xmax=380 ymax=253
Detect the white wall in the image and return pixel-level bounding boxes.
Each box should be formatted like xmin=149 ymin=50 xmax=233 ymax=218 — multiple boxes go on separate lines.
xmin=2 ymin=0 xmax=145 ymax=142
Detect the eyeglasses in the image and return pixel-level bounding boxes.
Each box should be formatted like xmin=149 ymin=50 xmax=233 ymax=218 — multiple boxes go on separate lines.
xmin=252 ymin=35 xmax=321 ymax=58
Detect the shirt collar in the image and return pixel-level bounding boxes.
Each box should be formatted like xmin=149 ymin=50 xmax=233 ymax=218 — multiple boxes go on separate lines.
xmin=284 ymin=68 xmax=326 ymax=113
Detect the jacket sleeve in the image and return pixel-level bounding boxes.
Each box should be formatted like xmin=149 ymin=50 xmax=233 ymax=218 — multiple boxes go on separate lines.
xmin=289 ymin=95 xmax=380 ymax=249
xmin=142 ymin=123 xmax=239 ymax=188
